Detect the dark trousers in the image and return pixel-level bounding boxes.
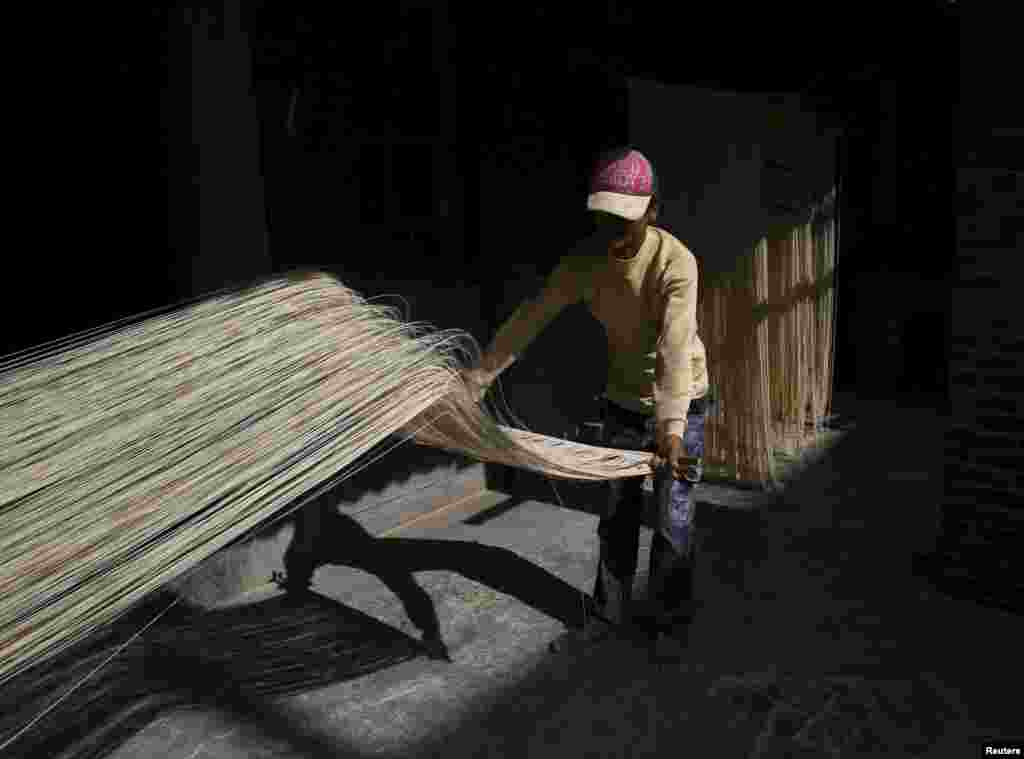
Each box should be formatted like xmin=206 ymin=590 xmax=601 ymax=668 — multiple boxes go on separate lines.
xmin=592 ymin=396 xmax=711 ymax=629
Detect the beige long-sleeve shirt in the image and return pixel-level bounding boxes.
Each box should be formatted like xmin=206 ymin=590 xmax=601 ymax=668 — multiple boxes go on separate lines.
xmin=481 ymin=226 xmax=709 ymax=438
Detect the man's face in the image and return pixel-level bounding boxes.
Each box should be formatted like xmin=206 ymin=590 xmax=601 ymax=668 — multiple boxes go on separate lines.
xmin=590 ymin=201 xmax=655 ymax=259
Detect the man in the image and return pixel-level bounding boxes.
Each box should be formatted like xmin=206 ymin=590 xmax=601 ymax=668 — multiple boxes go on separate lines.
xmin=463 ymin=147 xmax=711 ymax=654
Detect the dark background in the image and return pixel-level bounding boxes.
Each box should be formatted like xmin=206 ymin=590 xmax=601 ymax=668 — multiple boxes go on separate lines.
xmin=2 ymin=0 xmax=957 ymax=410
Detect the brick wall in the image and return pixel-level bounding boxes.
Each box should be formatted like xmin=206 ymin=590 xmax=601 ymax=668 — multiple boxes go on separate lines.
xmin=910 ymin=7 xmax=1021 ymax=613
xmin=934 ymin=148 xmax=1023 ymax=614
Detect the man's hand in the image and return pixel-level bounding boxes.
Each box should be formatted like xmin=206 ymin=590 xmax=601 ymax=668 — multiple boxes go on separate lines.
xmin=651 ymin=433 xmax=686 ymax=480
xmin=460 ymin=367 xmax=493 ymax=403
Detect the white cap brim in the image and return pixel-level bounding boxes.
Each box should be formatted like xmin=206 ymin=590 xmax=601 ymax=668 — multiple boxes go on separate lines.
xmin=587 ymin=192 xmax=651 ymax=221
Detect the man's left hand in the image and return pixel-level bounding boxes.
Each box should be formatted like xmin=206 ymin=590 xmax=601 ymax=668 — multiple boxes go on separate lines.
xmin=651 ymin=433 xmax=686 ymax=480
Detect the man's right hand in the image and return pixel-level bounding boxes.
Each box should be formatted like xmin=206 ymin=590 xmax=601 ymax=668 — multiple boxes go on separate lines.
xmin=460 ymin=367 xmax=493 ymax=403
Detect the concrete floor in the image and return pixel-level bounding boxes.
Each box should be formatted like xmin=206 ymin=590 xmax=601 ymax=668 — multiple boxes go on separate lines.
xmin=103 ymin=398 xmax=1022 ymax=759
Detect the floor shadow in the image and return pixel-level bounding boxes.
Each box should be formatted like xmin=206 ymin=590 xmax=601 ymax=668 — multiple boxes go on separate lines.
xmin=287 ymin=510 xmax=600 ymax=637
xmin=2 ymin=589 xmax=422 ymax=759
xmin=7 ymin=505 xmax=608 ymax=758
xmin=3 ymin=436 xmax=598 ymax=759
xmin=5 ymin=508 xmax=618 ymax=757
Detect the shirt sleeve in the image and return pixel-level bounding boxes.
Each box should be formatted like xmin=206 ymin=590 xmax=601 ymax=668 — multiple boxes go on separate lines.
xmin=654 ymin=253 xmax=699 ymax=438
xmin=481 ymin=256 xmax=583 ymax=376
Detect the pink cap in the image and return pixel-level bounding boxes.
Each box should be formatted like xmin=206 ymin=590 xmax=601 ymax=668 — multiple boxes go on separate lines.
xmin=587 ymin=149 xmax=655 ymax=221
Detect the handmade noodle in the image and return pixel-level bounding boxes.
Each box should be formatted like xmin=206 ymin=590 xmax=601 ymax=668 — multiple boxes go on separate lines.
xmin=0 ymin=271 xmax=658 ymax=688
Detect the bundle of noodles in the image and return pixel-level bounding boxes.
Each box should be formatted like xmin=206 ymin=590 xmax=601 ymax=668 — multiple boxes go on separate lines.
xmin=766 ymin=228 xmax=812 ymax=453
xmin=699 ymin=186 xmax=837 ymax=487
xmin=750 ymin=237 xmax=777 ymax=483
xmin=0 ymin=271 xmax=662 ymax=689
xmin=698 ymin=244 xmax=775 ymax=486
xmin=765 ymin=194 xmax=837 ymax=455
xmin=809 ymin=203 xmax=838 ymax=430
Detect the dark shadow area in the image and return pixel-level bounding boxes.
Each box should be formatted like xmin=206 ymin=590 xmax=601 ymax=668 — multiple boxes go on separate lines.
xmin=408 ymin=647 xmax=962 ymax=759
xmin=285 ymin=510 xmax=598 ymax=634
xmin=5 ymin=507 xmax=606 ymax=757
xmin=735 ymin=397 xmax=998 ymax=635
xmin=2 ymin=588 xmax=421 ymax=759
xmin=2 ymin=594 xmax=179 ymax=759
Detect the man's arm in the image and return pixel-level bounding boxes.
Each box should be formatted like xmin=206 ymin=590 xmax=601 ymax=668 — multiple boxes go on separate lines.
xmin=653 ymin=256 xmax=699 ymax=441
